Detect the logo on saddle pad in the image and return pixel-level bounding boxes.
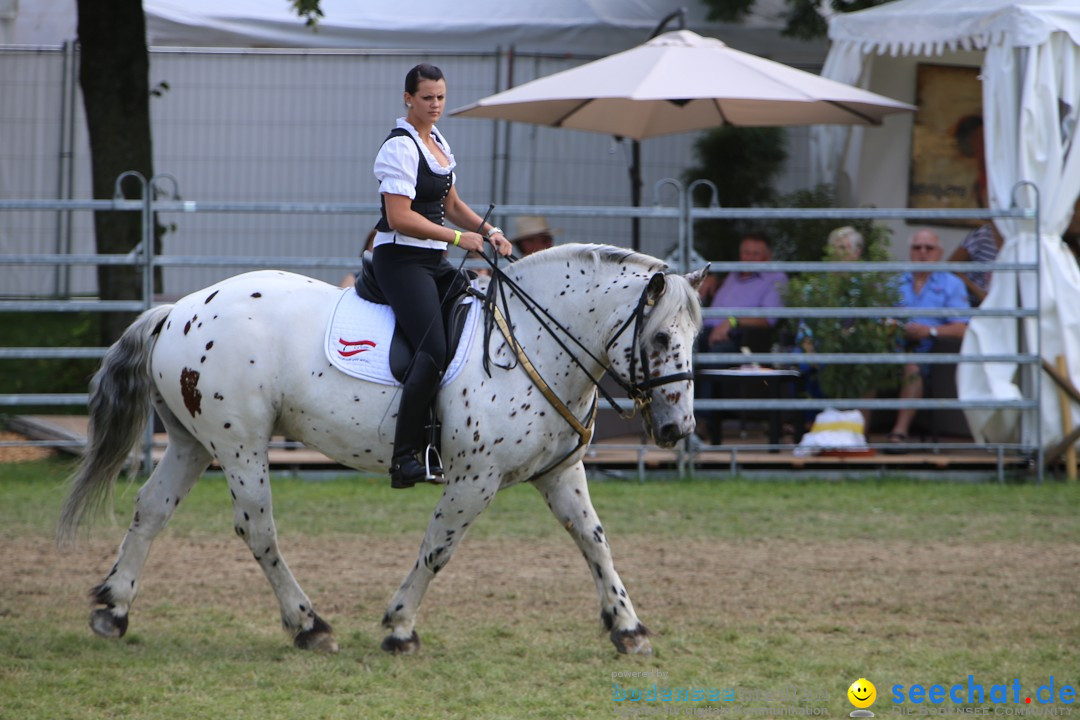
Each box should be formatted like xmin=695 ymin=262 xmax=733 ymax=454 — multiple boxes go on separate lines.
xmin=324 ymin=287 xmax=478 ymax=387
xmin=336 ymin=339 xmax=376 ymax=357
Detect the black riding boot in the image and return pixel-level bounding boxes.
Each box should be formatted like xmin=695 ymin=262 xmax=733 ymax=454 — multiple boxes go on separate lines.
xmin=390 ymin=351 xmax=443 ymax=489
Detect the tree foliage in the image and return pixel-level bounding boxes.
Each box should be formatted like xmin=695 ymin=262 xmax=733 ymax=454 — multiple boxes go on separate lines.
xmin=778 ymin=185 xmax=901 ymax=399
xmin=683 ymin=126 xmax=789 ymax=261
xmin=701 ymin=0 xmax=894 ymax=40
xmin=290 ymin=0 xmax=324 ymax=27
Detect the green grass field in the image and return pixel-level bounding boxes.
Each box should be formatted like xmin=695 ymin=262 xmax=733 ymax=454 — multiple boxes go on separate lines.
xmin=1 ymin=458 xmax=1078 ymax=719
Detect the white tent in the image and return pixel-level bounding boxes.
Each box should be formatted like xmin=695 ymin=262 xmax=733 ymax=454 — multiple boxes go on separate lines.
xmin=812 ymin=0 xmax=1080 ymax=449
xmin=6 ymin=0 xmax=826 ymax=66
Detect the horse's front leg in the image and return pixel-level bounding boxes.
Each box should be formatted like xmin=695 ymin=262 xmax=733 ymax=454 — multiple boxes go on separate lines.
xmin=380 ymin=472 xmax=499 ymax=654
xmin=532 ymin=461 xmax=652 ymax=655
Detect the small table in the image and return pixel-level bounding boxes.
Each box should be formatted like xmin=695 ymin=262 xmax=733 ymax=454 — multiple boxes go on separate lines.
xmin=700 ymin=367 xmax=801 ymax=451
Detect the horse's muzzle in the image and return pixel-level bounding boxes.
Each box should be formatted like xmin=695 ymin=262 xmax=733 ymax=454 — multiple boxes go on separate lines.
xmin=654 ymin=421 xmax=690 ymax=448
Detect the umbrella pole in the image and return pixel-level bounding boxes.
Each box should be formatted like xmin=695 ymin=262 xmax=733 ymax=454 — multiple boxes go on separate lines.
xmin=627 ymin=6 xmax=684 ymax=253
xmin=631 ymin=139 xmax=642 ymax=251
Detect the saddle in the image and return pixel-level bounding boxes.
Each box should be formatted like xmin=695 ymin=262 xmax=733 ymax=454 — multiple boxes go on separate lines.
xmin=352 ymin=259 xmax=476 ymax=383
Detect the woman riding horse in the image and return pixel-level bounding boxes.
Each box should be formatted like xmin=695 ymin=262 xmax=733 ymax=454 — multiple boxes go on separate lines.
xmin=372 ymin=63 xmax=511 ymax=489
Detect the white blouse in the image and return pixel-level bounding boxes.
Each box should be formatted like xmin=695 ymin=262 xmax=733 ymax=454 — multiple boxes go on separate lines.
xmin=373 ymin=117 xmax=457 ymax=250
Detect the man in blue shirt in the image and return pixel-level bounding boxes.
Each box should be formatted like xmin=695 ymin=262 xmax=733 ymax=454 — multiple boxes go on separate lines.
xmin=887 ymin=229 xmax=970 ymax=450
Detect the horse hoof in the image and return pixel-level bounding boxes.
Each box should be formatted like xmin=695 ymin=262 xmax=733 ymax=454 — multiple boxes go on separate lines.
xmin=381 ymin=630 xmax=421 ymax=654
xmin=89 ymin=608 xmax=128 ymax=639
xmin=294 ymin=629 xmax=339 ymax=653
xmin=294 ymin=612 xmax=338 ymax=653
xmin=611 ymin=623 xmax=652 ymax=655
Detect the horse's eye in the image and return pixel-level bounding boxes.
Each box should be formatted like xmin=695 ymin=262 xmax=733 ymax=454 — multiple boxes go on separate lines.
xmin=654 ymin=332 xmax=670 ymax=349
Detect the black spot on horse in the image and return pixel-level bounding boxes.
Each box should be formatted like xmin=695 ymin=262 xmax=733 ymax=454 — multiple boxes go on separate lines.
xmin=251 ymin=292 xmax=262 ymax=298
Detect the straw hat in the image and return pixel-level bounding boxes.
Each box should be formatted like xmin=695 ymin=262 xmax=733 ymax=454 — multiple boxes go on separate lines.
xmin=510 ymin=215 xmax=558 ymax=243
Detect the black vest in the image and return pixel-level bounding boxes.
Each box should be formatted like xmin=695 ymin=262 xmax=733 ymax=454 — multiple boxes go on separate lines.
xmin=375 ymin=128 xmax=453 ymax=234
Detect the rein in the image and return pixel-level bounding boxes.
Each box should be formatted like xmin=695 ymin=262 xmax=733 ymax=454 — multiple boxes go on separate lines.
xmin=472 ymin=251 xmax=693 ymax=460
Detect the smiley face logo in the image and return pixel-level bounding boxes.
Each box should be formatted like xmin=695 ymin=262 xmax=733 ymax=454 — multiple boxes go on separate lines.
xmin=848 ymin=678 xmax=877 ymax=709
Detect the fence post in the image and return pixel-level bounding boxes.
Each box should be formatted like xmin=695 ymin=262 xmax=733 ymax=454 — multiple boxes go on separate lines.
xmin=113 ymin=171 xmax=156 ymax=476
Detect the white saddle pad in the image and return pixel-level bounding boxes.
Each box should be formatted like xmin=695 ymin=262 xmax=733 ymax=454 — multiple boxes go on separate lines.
xmin=324 ymin=288 xmax=479 ymax=387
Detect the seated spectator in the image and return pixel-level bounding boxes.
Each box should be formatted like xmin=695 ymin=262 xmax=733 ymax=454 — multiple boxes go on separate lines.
xmin=799 ymin=225 xmax=864 ymax=408
xmin=798 ymin=225 xmax=865 ymax=356
xmin=698 ymin=233 xmax=787 ymax=444
xmin=704 ymin=233 xmax=787 ymax=354
xmin=947 ymin=223 xmax=1003 ymax=306
xmin=886 ymin=229 xmax=970 ymax=451
xmin=826 ymin=225 xmax=864 ymax=261
xmin=340 ymin=228 xmax=377 ymax=289
xmin=510 ymin=215 xmax=556 ymax=256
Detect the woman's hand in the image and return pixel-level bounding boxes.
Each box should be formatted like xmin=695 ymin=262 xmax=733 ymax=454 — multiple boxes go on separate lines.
xmin=488 ymin=231 xmax=512 ymax=257
xmin=455 ymin=231 xmax=486 ymax=253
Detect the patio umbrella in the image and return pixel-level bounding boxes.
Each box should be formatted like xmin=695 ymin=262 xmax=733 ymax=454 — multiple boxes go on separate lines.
xmin=451 ymin=29 xmax=913 ymax=251
xmin=451 ymin=29 xmax=915 ymax=141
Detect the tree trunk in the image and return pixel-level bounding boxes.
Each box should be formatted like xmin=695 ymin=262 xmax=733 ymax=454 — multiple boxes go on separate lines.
xmin=77 ymin=0 xmax=154 ymax=345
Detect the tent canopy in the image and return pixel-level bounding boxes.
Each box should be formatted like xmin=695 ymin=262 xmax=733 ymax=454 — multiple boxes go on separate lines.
xmin=816 ymin=0 xmax=1080 ymax=450
xmin=6 ymin=0 xmax=827 ymax=65
xmin=829 ymin=0 xmax=1080 ymax=55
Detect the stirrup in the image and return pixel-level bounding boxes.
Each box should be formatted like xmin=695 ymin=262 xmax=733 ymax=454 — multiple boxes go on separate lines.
xmin=423 ymin=444 xmax=445 ymax=484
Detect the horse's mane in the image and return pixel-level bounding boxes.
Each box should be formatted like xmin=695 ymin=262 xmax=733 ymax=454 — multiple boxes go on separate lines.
xmin=512 ymin=243 xmax=702 ymax=333
xmin=512 ymin=243 xmax=665 ymax=274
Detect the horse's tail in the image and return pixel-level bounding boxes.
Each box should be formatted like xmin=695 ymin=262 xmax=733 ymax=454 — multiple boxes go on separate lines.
xmin=57 ymin=304 xmax=174 ymax=545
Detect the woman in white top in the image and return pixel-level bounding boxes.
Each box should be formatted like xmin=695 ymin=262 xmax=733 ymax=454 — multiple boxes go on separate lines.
xmin=372 ymin=63 xmax=511 ymax=489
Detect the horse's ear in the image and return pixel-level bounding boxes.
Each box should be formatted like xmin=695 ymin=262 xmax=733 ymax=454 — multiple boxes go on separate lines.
xmin=684 ymin=264 xmax=711 ymax=291
xmin=646 ymin=272 xmax=666 ymax=305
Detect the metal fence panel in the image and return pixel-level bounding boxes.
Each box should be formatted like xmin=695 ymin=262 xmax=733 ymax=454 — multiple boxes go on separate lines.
xmin=2 ymin=46 xmax=768 ymax=296
xmin=0 ymin=188 xmax=1044 ymax=481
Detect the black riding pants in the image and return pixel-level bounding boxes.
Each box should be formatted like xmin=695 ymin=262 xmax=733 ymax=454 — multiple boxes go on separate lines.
xmin=372 ymin=243 xmax=467 ymax=370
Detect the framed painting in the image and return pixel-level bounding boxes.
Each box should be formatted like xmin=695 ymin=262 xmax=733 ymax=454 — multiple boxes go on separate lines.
xmin=907 ymin=64 xmax=984 ymax=226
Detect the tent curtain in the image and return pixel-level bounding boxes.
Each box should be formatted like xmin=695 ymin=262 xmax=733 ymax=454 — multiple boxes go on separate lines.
xmin=814 ymin=4 xmax=1080 ymax=449
xmin=958 ymin=32 xmax=1080 ymax=446
xmin=808 ymin=40 xmax=868 ymax=192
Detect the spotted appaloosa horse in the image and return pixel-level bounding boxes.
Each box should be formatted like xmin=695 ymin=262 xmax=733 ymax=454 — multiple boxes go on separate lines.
xmin=58 ymin=244 xmax=706 ymax=655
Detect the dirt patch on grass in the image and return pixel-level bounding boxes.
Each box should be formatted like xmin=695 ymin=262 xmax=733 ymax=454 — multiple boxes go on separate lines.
xmin=5 ymin=531 xmax=1077 ymax=648
xmin=0 ymin=431 xmax=56 ymax=463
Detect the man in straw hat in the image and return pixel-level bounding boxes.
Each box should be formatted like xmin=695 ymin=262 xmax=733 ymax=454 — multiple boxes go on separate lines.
xmin=510 ymin=215 xmax=556 ymax=256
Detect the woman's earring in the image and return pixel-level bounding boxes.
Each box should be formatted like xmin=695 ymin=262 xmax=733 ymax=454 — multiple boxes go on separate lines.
xmin=406 ymin=103 xmax=412 ymax=108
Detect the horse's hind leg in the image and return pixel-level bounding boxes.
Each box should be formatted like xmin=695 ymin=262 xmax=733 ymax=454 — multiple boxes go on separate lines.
xmin=532 ymin=461 xmax=652 ymax=655
xmin=89 ymin=420 xmax=211 ymax=639
xmin=219 ymin=448 xmax=338 ymax=653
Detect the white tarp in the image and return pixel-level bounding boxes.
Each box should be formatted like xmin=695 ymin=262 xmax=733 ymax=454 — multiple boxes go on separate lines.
xmin=140 ymin=0 xmax=823 ymax=62
xmin=6 ymin=0 xmax=826 ymax=66
xmin=813 ymin=0 xmax=1080 ymax=449
xmin=0 ymin=0 xmax=16 ymax=44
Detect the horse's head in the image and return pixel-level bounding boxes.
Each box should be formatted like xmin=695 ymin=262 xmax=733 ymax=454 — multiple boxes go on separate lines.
xmin=606 ymin=264 xmax=709 ymax=448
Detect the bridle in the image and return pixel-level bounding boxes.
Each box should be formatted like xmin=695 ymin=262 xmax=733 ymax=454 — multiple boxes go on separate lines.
xmin=476 ymin=260 xmax=693 ymax=471
xmin=603 ymin=275 xmax=696 ymax=418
